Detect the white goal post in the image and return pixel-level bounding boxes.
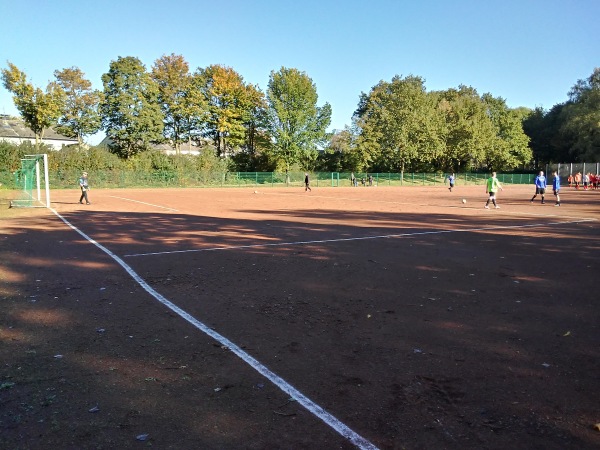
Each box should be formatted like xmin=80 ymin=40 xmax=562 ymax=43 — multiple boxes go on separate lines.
xmin=10 ymin=153 xmax=51 ymax=208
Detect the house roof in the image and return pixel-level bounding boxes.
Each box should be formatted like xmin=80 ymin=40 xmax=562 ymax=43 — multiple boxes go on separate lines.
xmin=0 ymin=115 xmax=78 ymax=142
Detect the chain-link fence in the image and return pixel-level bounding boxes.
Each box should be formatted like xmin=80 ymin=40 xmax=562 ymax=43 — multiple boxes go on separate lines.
xmin=548 ymin=162 xmax=600 ymax=178
xmin=0 ymin=169 xmax=542 ymax=190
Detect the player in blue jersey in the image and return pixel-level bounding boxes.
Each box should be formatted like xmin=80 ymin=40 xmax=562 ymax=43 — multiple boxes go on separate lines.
xmin=530 ymin=171 xmax=547 ymax=204
xmin=447 ymin=173 xmax=455 ymax=192
xmin=552 ymin=171 xmax=561 ymax=206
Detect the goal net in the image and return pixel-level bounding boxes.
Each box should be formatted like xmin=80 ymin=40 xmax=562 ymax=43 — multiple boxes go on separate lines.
xmin=10 ymin=154 xmax=51 ymax=208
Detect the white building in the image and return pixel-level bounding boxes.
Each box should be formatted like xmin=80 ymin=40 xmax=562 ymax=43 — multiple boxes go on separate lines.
xmin=98 ymin=136 xmax=203 ymax=155
xmin=0 ymin=115 xmax=78 ymax=149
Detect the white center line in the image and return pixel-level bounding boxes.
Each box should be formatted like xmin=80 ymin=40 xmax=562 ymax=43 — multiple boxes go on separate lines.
xmin=124 ymin=219 xmax=595 ymax=258
xmin=109 ymin=195 xmax=179 ymax=212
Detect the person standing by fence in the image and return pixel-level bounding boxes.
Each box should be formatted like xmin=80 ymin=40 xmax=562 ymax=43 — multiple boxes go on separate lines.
xmin=574 ymin=172 xmax=582 ymax=189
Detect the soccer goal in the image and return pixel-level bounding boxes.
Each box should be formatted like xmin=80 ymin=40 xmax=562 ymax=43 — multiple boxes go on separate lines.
xmin=10 ymin=153 xmax=51 ymax=208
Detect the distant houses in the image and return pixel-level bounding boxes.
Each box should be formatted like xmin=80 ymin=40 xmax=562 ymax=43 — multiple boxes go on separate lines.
xmin=0 ymin=115 xmax=78 ymax=149
xmin=98 ymin=136 xmax=203 ymax=155
xmin=0 ymin=115 xmax=205 ymax=155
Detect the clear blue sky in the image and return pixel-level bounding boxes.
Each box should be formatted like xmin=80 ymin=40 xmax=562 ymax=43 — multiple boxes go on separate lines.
xmin=1 ymin=0 xmax=598 ymax=144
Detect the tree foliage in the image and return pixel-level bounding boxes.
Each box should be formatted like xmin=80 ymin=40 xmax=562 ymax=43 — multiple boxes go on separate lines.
xmin=100 ymin=56 xmax=164 ymax=158
xmin=3 ymin=58 xmax=596 ymax=169
xmin=481 ymin=94 xmax=531 ymax=170
xmin=196 ymin=65 xmax=250 ymax=157
xmin=151 ymin=54 xmax=206 ymax=154
xmin=354 ymin=77 xmax=532 ymax=173
xmin=524 ymin=68 xmax=600 ymax=165
xmin=356 ymin=75 xmax=442 ymax=173
xmin=560 ymin=68 xmax=600 ymax=161
xmin=434 ymin=86 xmax=492 ymax=171
xmin=266 ymin=67 xmax=331 ymax=171
xmin=1 ymin=62 xmax=65 ymax=148
xmin=53 ymin=67 xmax=102 ymax=145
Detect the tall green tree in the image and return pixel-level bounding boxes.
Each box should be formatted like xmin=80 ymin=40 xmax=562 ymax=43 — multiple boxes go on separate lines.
xmin=321 ymin=128 xmax=353 ymax=172
xmin=523 ymin=104 xmax=571 ymax=165
xmin=151 ymin=54 xmax=206 ymax=154
xmin=1 ymin=62 xmax=65 ymax=149
xmin=230 ymin=83 xmax=273 ymax=171
xmin=356 ymin=75 xmax=440 ymax=174
xmin=242 ymin=83 xmax=270 ymax=156
xmin=100 ymin=56 xmax=164 ymax=158
xmin=53 ymin=67 xmax=102 ymax=146
xmin=434 ymin=86 xmax=493 ymax=171
xmin=266 ymin=67 xmax=331 ymax=171
xmin=481 ymin=94 xmax=532 ymax=170
xmin=560 ymin=67 xmax=600 ymax=161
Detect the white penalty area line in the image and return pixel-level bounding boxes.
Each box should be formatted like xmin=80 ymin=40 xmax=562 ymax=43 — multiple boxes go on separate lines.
xmin=48 ymin=207 xmax=379 ymax=450
xmin=124 ymin=218 xmax=596 ymax=258
xmin=108 ymin=195 xmax=179 ymax=212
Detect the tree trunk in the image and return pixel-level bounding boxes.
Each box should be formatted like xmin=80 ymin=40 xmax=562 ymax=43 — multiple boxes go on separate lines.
xmin=400 ymin=161 xmax=405 ymax=183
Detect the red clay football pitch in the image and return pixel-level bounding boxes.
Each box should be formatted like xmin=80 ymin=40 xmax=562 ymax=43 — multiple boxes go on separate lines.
xmin=1 ymin=184 xmax=599 ymax=449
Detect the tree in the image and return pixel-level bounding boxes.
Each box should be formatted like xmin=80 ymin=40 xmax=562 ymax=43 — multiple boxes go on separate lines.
xmin=53 ymin=67 xmax=102 ymax=146
xmin=230 ymin=83 xmax=274 ymax=171
xmin=481 ymin=94 xmax=532 ymax=170
xmin=242 ymin=84 xmax=270 ymax=156
xmin=100 ymin=56 xmax=164 ymax=158
xmin=196 ymin=64 xmax=249 ymax=157
xmin=266 ymin=67 xmax=331 ymax=171
xmin=320 ymin=128 xmax=352 ymax=171
xmin=1 ymin=62 xmax=65 ymax=149
xmin=560 ymin=67 xmax=600 ymax=161
xmin=523 ymin=104 xmax=571 ymax=165
xmin=356 ymin=75 xmax=440 ymax=174
xmin=151 ymin=54 xmax=207 ymax=154
xmin=434 ymin=86 xmax=496 ymax=172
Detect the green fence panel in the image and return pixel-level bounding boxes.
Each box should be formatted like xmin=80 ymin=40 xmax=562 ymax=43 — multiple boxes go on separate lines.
xmin=40 ymin=170 xmax=540 ymax=190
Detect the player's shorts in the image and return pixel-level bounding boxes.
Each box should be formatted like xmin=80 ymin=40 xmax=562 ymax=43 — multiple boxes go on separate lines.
xmin=553 ymin=189 xmax=559 ymax=196
xmin=535 ymin=187 xmax=546 ymax=195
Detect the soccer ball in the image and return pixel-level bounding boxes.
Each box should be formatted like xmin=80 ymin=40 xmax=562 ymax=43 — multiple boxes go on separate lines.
xmin=462 ymin=199 xmax=467 ymax=204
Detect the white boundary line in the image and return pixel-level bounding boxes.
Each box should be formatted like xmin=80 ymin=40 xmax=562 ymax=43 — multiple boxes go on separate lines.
xmin=124 ymin=219 xmax=596 ymax=258
xmin=108 ymin=195 xmax=179 ymax=212
xmin=48 ymin=207 xmax=379 ymax=450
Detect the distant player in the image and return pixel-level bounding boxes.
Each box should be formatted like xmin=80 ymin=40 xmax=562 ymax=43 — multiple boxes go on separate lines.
xmin=79 ymin=171 xmax=91 ymax=205
xmin=552 ymin=171 xmax=561 ymax=206
xmin=485 ymin=172 xmax=503 ymax=209
xmin=447 ymin=173 xmax=455 ymax=192
xmin=530 ymin=170 xmax=547 ymax=204
xmin=574 ymin=172 xmax=581 ymax=189
xmin=304 ymin=173 xmax=312 ymax=192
